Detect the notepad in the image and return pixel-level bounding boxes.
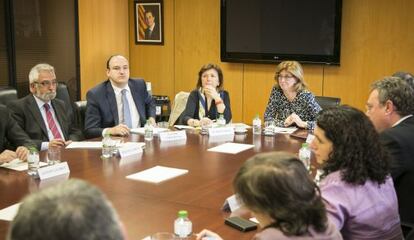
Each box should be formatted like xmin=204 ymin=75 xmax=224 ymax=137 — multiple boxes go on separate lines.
xmin=126 ymin=166 xmax=188 ymax=184
xmin=0 ymin=159 xmax=47 ymax=171
xmin=66 ymin=141 xmax=102 ymax=149
xmin=207 ymin=142 xmax=254 ymax=154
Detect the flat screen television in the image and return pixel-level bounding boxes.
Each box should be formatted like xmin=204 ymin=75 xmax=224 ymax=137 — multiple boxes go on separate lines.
xmin=221 ymin=0 xmax=342 ymax=65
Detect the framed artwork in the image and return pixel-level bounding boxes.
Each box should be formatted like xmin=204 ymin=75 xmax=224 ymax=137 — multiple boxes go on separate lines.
xmin=134 ymin=0 xmax=164 ymax=45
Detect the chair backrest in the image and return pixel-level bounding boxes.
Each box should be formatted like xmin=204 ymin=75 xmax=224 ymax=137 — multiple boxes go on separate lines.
xmin=315 ymin=96 xmax=341 ymax=110
xmin=74 ymin=100 xmax=87 ymax=132
xmin=56 ymin=82 xmax=75 ymax=123
xmin=0 ymin=87 xmax=18 ymax=105
xmin=168 ymin=91 xmax=190 ymax=127
xmin=402 ymin=222 xmax=414 ymax=240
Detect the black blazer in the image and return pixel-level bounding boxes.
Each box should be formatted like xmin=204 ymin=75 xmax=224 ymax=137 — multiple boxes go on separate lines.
xmin=84 ymin=79 xmax=156 ymax=139
xmin=144 ymin=24 xmax=160 ymax=40
xmin=7 ymin=95 xmax=82 ymax=150
xmin=380 ymin=116 xmax=414 ymax=223
xmin=0 ymin=104 xmax=34 ymax=152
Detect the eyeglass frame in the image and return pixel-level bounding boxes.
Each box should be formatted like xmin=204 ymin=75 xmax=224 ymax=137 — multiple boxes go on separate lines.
xmin=32 ymin=80 xmax=59 ymax=87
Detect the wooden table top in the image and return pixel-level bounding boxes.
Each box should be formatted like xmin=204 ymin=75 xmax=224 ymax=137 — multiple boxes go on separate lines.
xmin=0 ymin=129 xmax=306 ymax=240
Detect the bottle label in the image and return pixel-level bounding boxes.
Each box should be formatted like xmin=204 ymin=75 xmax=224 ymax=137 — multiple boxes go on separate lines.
xmin=174 ymin=220 xmax=192 ymax=237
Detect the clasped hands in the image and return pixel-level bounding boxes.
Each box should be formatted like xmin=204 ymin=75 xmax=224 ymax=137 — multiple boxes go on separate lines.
xmin=107 ymin=118 xmax=156 ymax=136
xmin=284 ymin=113 xmax=307 ymax=128
xmin=0 ymin=146 xmax=29 ymax=164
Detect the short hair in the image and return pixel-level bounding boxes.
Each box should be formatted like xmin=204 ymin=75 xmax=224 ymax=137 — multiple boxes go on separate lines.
xmin=274 ymin=61 xmax=307 ymax=92
xmin=370 ymin=76 xmax=414 ymax=116
xmin=392 ymin=71 xmax=414 ymax=90
xmin=317 ymin=105 xmax=390 ymax=185
xmin=28 ymin=63 xmax=55 ymax=84
xmin=196 ymin=63 xmax=224 ymax=91
xmin=106 ymin=55 xmax=128 ymax=69
xmin=8 ymin=179 xmax=124 ymax=240
xmin=233 ymin=152 xmax=328 ymax=236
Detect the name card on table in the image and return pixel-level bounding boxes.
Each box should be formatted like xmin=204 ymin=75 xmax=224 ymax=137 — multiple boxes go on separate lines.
xmin=222 ymin=194 xmax=242 ymax=212
xmin=159 ymin=130 xmax=187 ymax=142
xmin=118 ymin=143 xmax=144 ymax=158
xmin=38 ymin=162 xmax=70 ymax=180
xmin=208 ymin=126 xmax=234 ymax=137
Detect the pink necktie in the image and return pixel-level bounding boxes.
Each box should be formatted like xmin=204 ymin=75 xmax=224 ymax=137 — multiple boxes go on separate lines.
xmin=44 ymin=103 xmax=62 ymax=139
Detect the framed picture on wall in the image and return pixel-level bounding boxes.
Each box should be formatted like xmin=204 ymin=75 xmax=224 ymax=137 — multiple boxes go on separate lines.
xmin=134 ymin=0 xmax=164 ymax=45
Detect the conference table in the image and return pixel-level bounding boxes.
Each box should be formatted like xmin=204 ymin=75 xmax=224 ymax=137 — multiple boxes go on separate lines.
xmin=0 ymin=128 xmax=307 ymax=239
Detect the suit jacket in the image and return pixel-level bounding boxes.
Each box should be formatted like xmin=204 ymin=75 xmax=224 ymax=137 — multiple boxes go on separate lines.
xmin=0 ymin=104 xmax=34 ymax=152
xmin=7 ymin=95 xmax=83 ymax=150
xmin=144 ymin=24 xmax=160 ymax=40
xmin=84 ymin=78 xmax=156 ymax=139
xmin=380 ymin=116 xmax=414 ymax=223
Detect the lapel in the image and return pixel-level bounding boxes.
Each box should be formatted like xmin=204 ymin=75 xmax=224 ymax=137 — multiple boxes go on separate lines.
xmin=129 ymin=80 xmax=144 ymax=122
xmin=51 ymin=99 xmax=68 ymax=139
xmin=105 ymin=81 xmax=119 ymax=125
xmin=27 ymin=95 xmax=48 ymax=137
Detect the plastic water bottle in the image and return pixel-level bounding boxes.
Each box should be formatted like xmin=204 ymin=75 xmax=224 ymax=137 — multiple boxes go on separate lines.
xmin=144 ymin=120 xmax=154 ymax=141
xmin=27 ymin=147 xmax=40 ymax=176
xmin=253 ymin=114 xmax=262 ymax=135
xmin=299 ymin=143 xmax=311 ymax=170
xmin=217 ymin=114 xmax=226 ymax=126
xmin=174 ymin=210 xmax=192 ymax=238
xmin=101 ymin=134 xmax=112 ymax=158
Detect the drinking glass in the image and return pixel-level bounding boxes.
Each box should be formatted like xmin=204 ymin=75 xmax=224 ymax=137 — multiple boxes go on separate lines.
xmin=47 ymin=147 xmax=61 ymax=165
xmin=151 ymin=232 xmax=177 ymax=240
xmin=264 ymin=121 xmax=275 ymax=136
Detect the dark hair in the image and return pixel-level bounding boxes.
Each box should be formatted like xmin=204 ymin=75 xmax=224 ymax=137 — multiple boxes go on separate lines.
xmin=317 ymin=105 xmax=390 ymax=185
xmin=196 ymin=63 xmax=224 ymax=91
xmin=371 ymin=76 xmax=414 ymax=116
xmin=392 ymin=71 xmax=414 ymax=90
xmin=106 ymin=54 xmax=126 ymax=69
xmin=233 ymin=152 xmax=328 ymax=236
xmin=8 ymin=179 xmax=124 ymax=240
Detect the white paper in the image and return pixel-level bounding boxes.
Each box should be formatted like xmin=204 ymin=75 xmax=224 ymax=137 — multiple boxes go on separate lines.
xmin=126 ymin=166 xmax=188 ymax=184
xmin=130 ymin=127 xmax=169 ymax=135
xmin=118 ymin=143 xmax=144 ymax=158
xmin=207 ymin=143 xmax=254 ymax=154
xmin=38 ymin=162 xmax=70 ymax=180
xmin=249 ymin=217 xmax=259 ymax=224
xmin=225 ymin=194 xmax=242 ymax=212
xmin=159 ymin=130 xmax=187 ymax=142
xmin=208 ymin=126 xmax=234 ymax=137
xmin=174 ymin=125 xmax=194 ymax=130
xmin=66 ymin=141 xmax=102 ymax=149
xmin=273 ymin=127 xmax=297 ymax=134
xmin=0 ymin=159 xmax=47 ymax=171
xmin=0 ymin=203 xmax=20 ymax=221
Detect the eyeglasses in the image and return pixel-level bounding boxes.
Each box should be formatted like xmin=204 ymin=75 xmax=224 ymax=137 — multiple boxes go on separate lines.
xmin=33 ymin=80 xmax=58 ymax=87
xmin=278 ymin=75 xmax=295 ymax=80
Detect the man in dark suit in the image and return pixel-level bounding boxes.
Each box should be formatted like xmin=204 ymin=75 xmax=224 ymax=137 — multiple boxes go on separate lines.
xmin=0 ymin=105 xmax=32 ymax=163
xmin=84 ymin=55 xmax=156 ymax=139
xmin=144 ymin=9 xmax=160 ymax=40
xmin=8 ymin=63 xmax=82 ymax=151
xmin=366 ymin=76 xmax=414 ymax=224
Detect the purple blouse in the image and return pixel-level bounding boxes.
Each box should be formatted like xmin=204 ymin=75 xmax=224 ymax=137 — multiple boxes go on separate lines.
xmin=320 ymin=171 xmax=403 ymax=240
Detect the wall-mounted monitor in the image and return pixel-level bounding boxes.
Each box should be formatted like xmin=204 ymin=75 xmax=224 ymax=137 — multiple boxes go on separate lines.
xmin=221 ymin=0 xmax=342 ymax=65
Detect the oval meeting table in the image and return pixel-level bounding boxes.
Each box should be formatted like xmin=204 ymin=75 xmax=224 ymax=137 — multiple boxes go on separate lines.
xmin=0 ymin=128 xmax=309 ymax=240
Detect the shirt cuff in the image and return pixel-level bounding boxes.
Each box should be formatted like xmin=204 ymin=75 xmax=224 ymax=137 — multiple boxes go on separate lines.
xmin=41 ymin=142 xmax=49 ymax=151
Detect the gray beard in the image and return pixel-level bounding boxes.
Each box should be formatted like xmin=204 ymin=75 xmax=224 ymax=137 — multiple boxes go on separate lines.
xmin=35 ymin=92 xmax=56 ymax=101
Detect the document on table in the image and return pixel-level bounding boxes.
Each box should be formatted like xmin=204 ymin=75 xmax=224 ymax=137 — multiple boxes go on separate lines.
xmin=174 ymin=125 xmax=194 ymax=130
xmin=0 ymin=159 xmax=47 ymax=171
xmin=126 ymin=166 xmax=188 ymax=184
xmin=130 ymin=127 xmax=169 ymax=135
xmin=0 ymin=203 xmax=20 ymax=221
xmin=66 ymin=141 xmax=102 ymax=149
xmin=208 ymin=142 xmax=254 ymax=154
xmin=229 ymin=123 xmax=252 ymax=129
xmin=273 ymin=127 xmax=297 ymax=134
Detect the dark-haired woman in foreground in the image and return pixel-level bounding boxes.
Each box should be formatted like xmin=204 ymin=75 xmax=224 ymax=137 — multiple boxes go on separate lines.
xmin=311 ymin=106 xmax=402 ymax=239
xmin=196 ymin=152 xmax=342 ymax=240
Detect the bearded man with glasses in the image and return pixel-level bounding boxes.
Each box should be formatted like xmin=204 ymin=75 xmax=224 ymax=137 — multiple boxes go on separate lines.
xmin=7 ymin=63 xmax=82 ymax=151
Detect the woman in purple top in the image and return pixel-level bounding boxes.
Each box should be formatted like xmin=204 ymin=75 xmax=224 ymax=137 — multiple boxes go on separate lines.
xmin=196 ymin=152 xmax=342 ymax=240
xmin=310 ymin=105 xmax=403 ymax=240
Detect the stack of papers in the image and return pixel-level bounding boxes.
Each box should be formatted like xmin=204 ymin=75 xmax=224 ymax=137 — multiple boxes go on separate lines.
xmin=0 ymin=159 xmax=47 ymax=171
xmin=208 ymin=142 xmax=254 ymax=154
xmin=126 ymin=166 xmax=188 ymax=184
xmin=130 ymin=127 xmax=169 ymax=135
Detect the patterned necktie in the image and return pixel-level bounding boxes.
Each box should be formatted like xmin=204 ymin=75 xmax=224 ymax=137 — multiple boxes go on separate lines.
xmin=121 ymin=89 xmax=132 ymax=128
xmin=44 ymin=103 xmax=62 ymax=139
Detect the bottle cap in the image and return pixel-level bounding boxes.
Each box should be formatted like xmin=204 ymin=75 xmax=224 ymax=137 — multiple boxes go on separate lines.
xmin=178 ymin=210 xmax=188 ymax=218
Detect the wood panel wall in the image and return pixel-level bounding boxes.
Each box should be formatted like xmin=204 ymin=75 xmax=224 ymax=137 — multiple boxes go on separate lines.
xmin=78 ymin=0 xmax=129 ymax=99
xmin=79 ymin=0 xmax=414 ymax=123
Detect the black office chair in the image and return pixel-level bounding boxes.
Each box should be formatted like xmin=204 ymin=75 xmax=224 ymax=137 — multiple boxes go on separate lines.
xmin=0 ymin=87 xmax=18 ymax=105
xmin=402 ymin=222 xmax=414 ymax=240
xmin=315 ymin=96 xmax=341 ymax=110
xmin=74 ymin=100 xmax=87 ymax=132
xmin=56 ymin=82 xmax=75 ymax=124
